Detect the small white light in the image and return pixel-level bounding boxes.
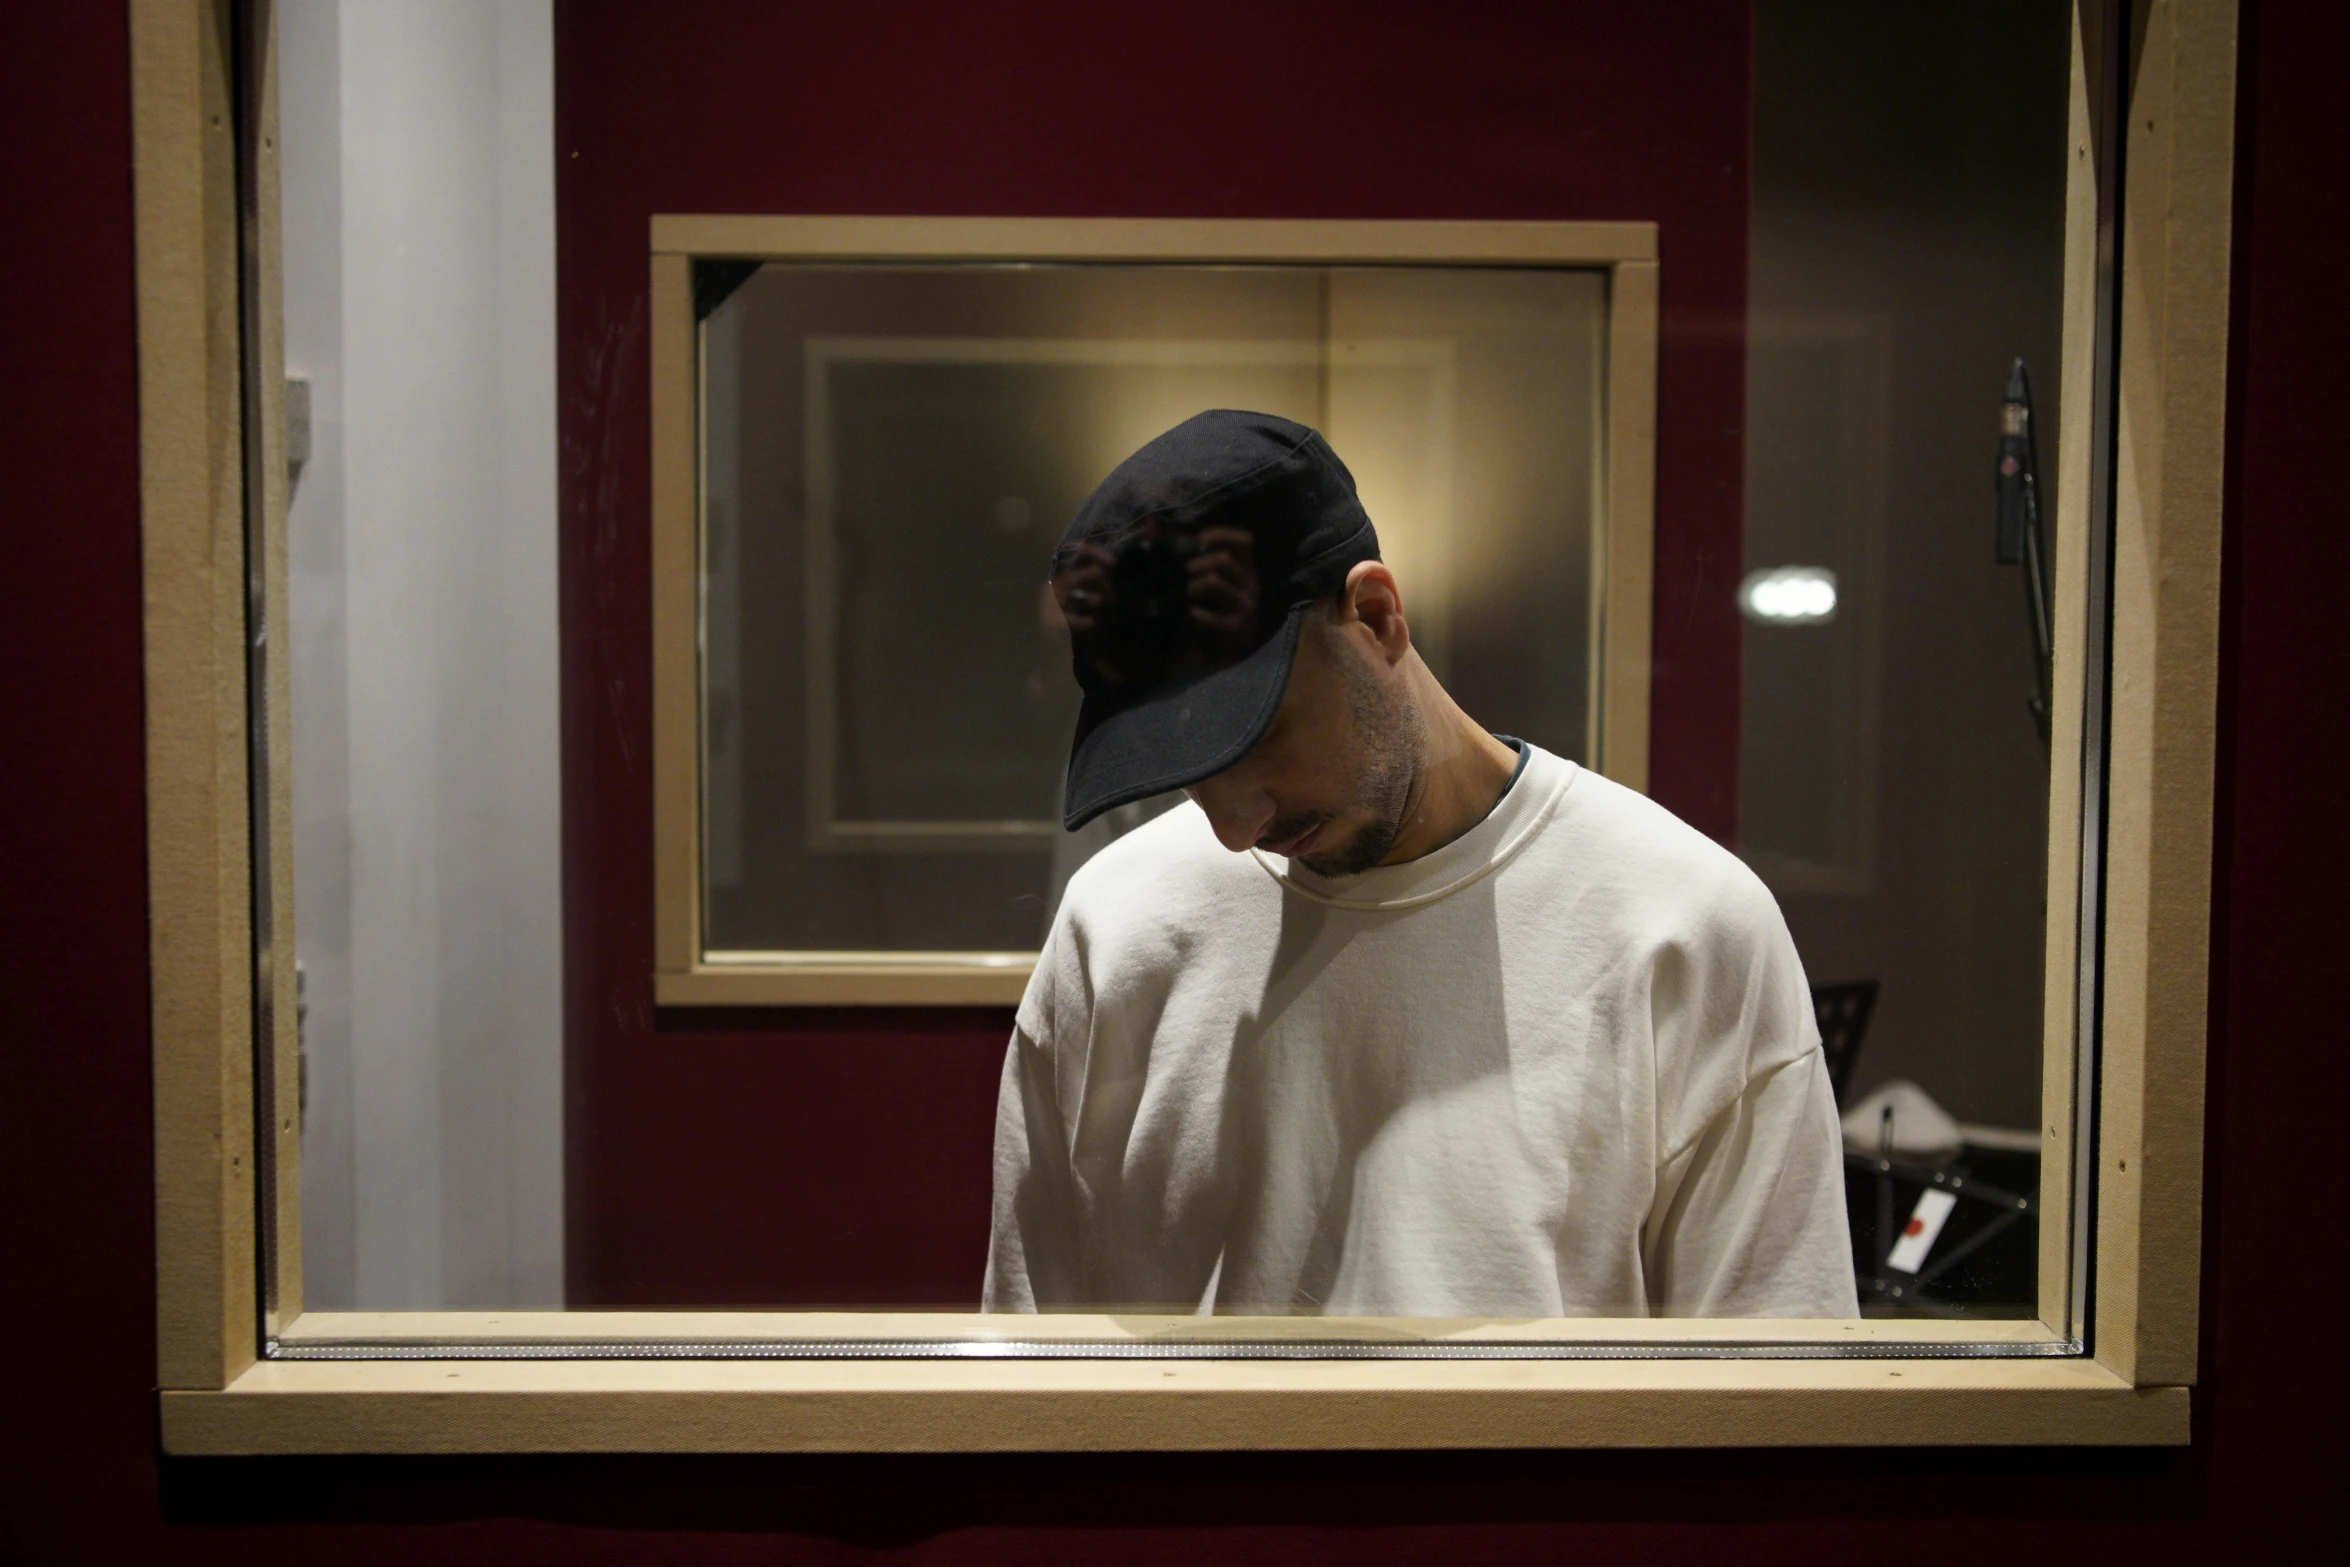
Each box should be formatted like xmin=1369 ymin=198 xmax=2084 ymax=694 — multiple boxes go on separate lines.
xmin=1739 ymin=565 xmax=1839 ymax=626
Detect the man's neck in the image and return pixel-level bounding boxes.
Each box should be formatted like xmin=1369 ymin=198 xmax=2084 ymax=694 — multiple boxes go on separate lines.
xmin=1377 ymin=660 xmax=1521 ymax=867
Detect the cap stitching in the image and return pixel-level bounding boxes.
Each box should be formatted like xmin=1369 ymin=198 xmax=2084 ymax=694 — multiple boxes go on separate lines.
xmin=1288 ymin=517 xmax=1381 ymax=577
xmin=1069 ymin=425 xmax=1343 ymax=554
xmin=1142 ymin=425 xmax=1323 ymax=523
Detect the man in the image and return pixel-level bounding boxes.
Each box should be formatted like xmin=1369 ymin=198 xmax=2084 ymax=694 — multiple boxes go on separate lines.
xmin=985 ymin=410 xmax=1856 ymax=1318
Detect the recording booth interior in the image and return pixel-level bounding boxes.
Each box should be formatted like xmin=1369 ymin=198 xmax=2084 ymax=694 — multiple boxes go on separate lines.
xmin=11 ymin=0 xmax=2346 ymax=1557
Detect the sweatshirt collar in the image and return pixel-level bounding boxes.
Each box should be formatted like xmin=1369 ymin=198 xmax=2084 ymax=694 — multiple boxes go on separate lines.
xmin=1251 ymin=743 xmax=1576 ymax=911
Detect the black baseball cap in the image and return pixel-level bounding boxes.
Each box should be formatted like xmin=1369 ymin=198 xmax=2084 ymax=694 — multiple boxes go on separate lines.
xmin=1051 ymin=410 xmax=1381 ymax=831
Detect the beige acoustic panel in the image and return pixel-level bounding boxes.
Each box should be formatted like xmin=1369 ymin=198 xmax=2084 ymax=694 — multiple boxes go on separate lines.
xmin=163 ymin=1356 xmax=2184 ymax=1455
xmin=651 ymin=215 xmax=1658 ymax=266
xmin=650 ymin=252 xmax=701 ymax=976
xmin=134 ymin=0 xmax=260 ymax=1394
xmin=1599 ymin=259 xmax=1657 ymax=793
xmin=655 ymin=962 xmax=1032 ymax=1008
xmin=238 ymin=0 xmax=303 ymax=1340
xmin=143 ymin=1 xmax=2231 ymax=1457
xmin=2092 ymin=0 xmax=2235 ymax=1389
xmin=2036 ymin=0 xmax=2105 ymax=1343
xmin=279 ymin=1309 xmax=2070 ymax=1348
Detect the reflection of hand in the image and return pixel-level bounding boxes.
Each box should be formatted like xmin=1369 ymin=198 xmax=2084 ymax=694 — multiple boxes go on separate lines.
xmin=1051 ymin=543 xmax=1116 ymax=633
xmin=1186 ymin=525 xmax=1258 ymax=660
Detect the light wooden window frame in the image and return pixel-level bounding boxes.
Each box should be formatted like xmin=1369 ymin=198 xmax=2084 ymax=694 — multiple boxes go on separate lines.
xmin=140 ymin=0 xmax=2233 ymax=1453
xmin=649 ymin=215 xmax=1661 ymax=1007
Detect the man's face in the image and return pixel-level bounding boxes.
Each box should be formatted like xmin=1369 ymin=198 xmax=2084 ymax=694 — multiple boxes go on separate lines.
xmin=1185 ymin=607 xmax=1421 ymax=877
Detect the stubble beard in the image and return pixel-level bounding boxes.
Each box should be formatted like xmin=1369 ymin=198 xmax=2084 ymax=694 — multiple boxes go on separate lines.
xmin=1292 ymin=645 xmax=1423 ymax=879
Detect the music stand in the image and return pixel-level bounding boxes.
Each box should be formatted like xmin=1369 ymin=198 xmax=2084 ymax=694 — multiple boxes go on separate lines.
xmin=1811 ymin=979 xmax=1879 ymax=1106
xmin=1813 ymin=980 xmax=2035 ymax=1308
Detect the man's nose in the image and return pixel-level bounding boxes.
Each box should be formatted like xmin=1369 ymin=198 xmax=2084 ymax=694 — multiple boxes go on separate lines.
xmin=1190 ymin=783 xmax=1276 ymax=853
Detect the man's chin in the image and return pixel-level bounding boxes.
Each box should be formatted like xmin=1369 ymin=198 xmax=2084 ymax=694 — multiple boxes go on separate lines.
xmin=1295 ymin=825 xmax=1392 ymax=879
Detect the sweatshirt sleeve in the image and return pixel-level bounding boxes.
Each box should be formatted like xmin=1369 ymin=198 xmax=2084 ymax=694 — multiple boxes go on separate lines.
xmin=980 ymin=1019 xmax=1081 ymax=1311
xmin=982 ymin=910 xmax=1090 ymax=1311
xmin=1638 ymin=863 xmax=1859 ymax=1318
xmin=1642 ymin=1047 xmax=1858 ymax=1316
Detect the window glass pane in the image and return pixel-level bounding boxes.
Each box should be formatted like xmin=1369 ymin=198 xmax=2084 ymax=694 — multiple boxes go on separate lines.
xmin=263 ymin=1 xmax=2088 ymax=1329
xmin=701 ymin=264 xmax=1605 ymax=954
xmin=1743 ymin=0 xmax=2073 ymax=1317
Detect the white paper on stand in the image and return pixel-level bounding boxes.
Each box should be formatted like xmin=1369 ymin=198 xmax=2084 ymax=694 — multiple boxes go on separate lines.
xmin=1885 ymin=1188 xmax=1959 ymax=1273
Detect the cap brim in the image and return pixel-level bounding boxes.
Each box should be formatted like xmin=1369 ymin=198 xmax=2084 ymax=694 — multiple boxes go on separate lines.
xmin=1061 ymin=603 xmax=1307 ymax=831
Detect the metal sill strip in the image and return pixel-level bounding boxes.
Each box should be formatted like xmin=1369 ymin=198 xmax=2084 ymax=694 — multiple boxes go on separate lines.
xmin=268 ymin=1336 xmax=2083 ymax=1362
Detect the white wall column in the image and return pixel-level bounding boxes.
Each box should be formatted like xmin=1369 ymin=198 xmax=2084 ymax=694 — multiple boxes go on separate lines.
xmin=281 ymin=0 xmax=563 ymax=1308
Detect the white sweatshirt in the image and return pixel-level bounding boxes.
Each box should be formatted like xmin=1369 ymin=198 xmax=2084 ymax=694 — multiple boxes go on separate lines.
xmin=984 ymin=743 xmax=1857 ymax=1318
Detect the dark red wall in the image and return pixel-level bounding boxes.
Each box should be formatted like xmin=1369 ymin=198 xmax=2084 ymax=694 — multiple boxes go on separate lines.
xmin=557 ymin=0 xmax=1754 ymax=1308
xmin=11 ymin=0 xmax=2350 ymax=1559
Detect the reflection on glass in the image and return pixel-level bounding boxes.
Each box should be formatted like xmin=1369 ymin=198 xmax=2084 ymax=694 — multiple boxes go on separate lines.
xmin=701 ymin=264 xmax=1605 ymax=955
xmin=1743 ymin=0 xmax=2073 ymax=1317
xmin=262 ymin=0 xmax=2087 ymax=1328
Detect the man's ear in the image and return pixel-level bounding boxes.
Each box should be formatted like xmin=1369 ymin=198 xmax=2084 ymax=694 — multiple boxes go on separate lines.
xmin=1342 ymin=560 xmax=1410 ymax=666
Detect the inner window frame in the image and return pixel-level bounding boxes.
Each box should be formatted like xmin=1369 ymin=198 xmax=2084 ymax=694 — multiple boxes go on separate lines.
xmin=135 ymin=0 xmax=2232 ymax=1454
xmin=647 ymin=218 xmax=1662 ymax=1007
